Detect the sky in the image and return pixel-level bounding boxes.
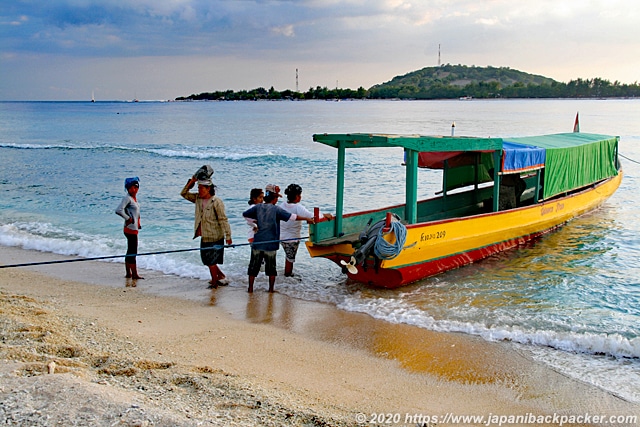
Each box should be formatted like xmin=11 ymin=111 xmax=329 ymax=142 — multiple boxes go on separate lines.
xmin=1 ymin=0 xmax=639 ymax=101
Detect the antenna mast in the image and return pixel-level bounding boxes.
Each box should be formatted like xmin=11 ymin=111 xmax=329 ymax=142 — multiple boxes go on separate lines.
xmin=438 ymin=44 xmax=441 ymax=66
xmin=296 ymin=68 xmax=299 ymax=92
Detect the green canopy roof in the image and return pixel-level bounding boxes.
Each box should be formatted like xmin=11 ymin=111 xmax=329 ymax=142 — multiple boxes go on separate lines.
xmin=505 ymin=133 xmax=619 ymax=199
xmin=313 ymin=133 xmax=503 ymax=152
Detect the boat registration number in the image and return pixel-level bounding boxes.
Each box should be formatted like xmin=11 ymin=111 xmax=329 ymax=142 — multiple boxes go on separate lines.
xmin=420 ymin=230 xmax=447 ymax=241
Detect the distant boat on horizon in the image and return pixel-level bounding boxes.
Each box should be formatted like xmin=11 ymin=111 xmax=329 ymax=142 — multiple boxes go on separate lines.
xmin=91 ymin=91 xmax=95 ymax=102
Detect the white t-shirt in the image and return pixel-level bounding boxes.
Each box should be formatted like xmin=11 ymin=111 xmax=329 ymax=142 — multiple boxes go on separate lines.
xmin=246 ymin=217 xmax=257 ymax=241
xmin=279 ymin=202 xmax=313 ymax=240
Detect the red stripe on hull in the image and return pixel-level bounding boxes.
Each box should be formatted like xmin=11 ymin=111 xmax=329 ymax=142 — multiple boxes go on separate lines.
xmin=328 ymin=229 xmax=550 ymax=289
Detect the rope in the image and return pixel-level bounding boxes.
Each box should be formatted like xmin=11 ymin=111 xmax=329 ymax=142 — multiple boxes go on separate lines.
xmin=373 ymin=220 xmax=407 ymax=260
xmin=620 ymin=153 xmax=640 ymax=165
xmin=0 ymin=236 xmax=308 ymax=269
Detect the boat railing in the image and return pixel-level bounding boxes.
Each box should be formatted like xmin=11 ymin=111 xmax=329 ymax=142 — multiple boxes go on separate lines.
xmin=310 ymin=185 xmax=497 ymax=246
xmin=310 ymin=205 xmax=404 ymax=246
xmin=309 ymin=169 xmax=553 ymax=246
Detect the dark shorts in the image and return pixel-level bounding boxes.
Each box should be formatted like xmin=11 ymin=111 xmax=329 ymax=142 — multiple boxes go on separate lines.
xmin=281 ymin=241 xmax=300 ymax=263
xmin=200 ymin=239 xmax=224 ymax=266
xmin=248 ymin=249 xmax=277 ymax=277
xmin=124 ymin=232 xmax=138 ymax=265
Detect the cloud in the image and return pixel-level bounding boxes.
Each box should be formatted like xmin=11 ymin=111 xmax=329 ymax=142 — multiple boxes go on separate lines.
xmin=5 ymin=15 xmax=28 ymax=26
xmin=1 ymin=0 xmax=638 ymax=100
xmin=271 ymin=24 xmax=296 ymax=37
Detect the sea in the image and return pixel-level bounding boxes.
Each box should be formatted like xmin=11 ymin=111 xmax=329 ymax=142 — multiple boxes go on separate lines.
xmin=1 ymin=99 xmax=639 ymax=403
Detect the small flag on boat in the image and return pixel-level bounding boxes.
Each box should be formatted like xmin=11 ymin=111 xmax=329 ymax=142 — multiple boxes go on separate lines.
xmin=573 ymin=112 xmax=580 ymax=133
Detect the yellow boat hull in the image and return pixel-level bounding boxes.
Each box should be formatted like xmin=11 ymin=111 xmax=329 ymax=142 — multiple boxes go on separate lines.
xmin=307 ymin=172 xmax=622 ymax=288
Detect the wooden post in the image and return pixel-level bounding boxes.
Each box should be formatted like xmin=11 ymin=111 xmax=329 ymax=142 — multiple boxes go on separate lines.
xmin=335 ymin=142 xmax=345 ymax=237
xmin=308 ymin=207 xmax=320 ymax=243
xmin=383 ymin=212 xmax=392 ymax=232
xmin=405 ymin=148 xmax=418 ymax=224
xmin=492 ymin=150 xmax=501 ymax=212
xmin=442 ymin=159 xmax=448 ymax=212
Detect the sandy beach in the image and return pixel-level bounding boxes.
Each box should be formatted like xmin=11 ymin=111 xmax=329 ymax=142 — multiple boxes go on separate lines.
xmin=1 ymin=246 xmax=638 ymax=426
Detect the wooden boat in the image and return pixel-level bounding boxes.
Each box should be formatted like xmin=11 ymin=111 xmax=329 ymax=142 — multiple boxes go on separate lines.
xmin=306 ymin=128 xmax=622 ymax=288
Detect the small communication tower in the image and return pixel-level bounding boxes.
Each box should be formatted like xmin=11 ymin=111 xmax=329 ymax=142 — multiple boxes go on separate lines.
xmin=296 ymin=68 xmax=299 ymax=92
xmin=438 ymin=44 xmax=441 ymax=66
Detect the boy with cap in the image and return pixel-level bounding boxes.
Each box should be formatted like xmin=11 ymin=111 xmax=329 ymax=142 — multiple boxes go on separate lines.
xmin=243 ymin=184 xmax=314 ymax=292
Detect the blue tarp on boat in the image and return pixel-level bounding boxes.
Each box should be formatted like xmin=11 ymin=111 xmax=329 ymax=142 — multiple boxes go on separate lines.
xmin=501 ymin=141 xmax=546 ymax=173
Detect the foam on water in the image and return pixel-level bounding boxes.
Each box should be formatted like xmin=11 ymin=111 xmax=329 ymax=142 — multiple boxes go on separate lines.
xmin=525 ymin=345 xmax=640 ymax=403
xmin=334 ymin=292 xmax=640 ymax=358
xmin=0 ymin=141 xmax=286 ymax=162
xmin=0 ymin=222 xmax=116 ymax=259
xmin=0 ymin=222 xmax=207 ymax=278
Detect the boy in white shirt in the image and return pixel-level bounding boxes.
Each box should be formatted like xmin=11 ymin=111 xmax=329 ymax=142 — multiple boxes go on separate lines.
xmin=279 ymin=184 xmax=333 ymax=277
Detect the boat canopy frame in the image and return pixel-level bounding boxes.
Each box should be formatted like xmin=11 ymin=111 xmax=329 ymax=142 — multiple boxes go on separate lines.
xmin=312 ymin=133 xmax=507 ymax=236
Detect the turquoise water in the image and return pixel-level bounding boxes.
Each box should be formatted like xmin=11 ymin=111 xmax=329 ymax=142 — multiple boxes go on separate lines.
xmin=1 ymin=99 xmax=639 ymax=402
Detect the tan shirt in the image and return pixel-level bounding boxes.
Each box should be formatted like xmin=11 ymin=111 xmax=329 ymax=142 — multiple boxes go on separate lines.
xmin=180 ymin=182 xmax=232 ymax=242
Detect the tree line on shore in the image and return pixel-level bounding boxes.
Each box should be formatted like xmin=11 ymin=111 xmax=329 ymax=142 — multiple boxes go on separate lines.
xmin=368 ymin=78 xmax=640 ymax=99
xmin=176 ymin=78 xmax=640 ymax=101
xmin=176 ymin=86 xmax=368 ymax=101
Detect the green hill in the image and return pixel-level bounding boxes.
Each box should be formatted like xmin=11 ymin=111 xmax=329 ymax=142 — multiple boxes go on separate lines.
xmin=176 ymin=64 xmax=639 ymax=101
xmin=378 ymin=64 xmax=556 ymax=87
xmin=368 ymin=64 xmax=560 ymax=99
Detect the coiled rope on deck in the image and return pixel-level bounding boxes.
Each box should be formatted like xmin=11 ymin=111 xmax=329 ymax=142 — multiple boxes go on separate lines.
xmin=373 ymin=220 xmax=407 ymax=260
xmin=0 ymin=236 xmax=308 ymax=269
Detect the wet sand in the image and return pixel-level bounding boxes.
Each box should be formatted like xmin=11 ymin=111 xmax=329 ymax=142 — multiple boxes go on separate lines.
xmin=1 ymin=245 xmax=638 ymax=425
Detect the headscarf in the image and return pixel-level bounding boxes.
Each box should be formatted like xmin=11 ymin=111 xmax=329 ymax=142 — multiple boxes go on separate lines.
xmin=124 ymin=176 xmax=140 ymax=190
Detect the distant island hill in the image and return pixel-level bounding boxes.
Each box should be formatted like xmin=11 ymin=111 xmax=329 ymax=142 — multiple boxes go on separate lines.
xmin=176 ymin=64 xmax=640 ymax=101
